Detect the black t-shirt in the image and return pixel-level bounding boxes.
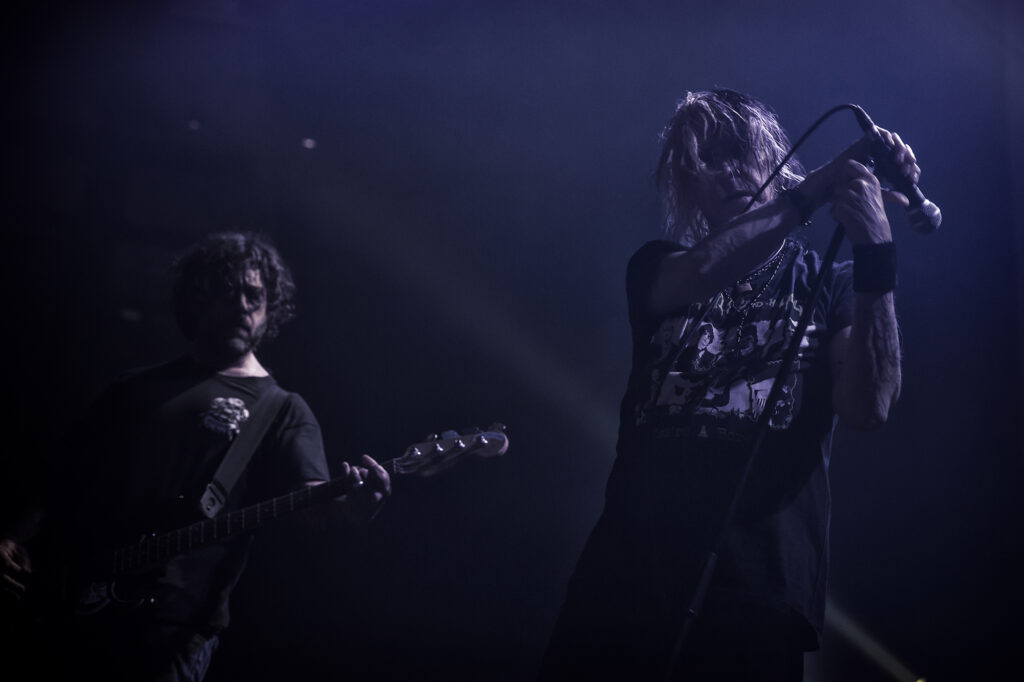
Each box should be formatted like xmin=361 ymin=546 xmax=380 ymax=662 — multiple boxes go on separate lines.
xmin=607 ymin=237 xmax=854 ymax=647
xmin=51 ymin=355 xmax=329 ymax=657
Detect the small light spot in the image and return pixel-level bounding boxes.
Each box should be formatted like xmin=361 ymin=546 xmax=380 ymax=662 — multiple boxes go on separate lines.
xmin=187 ymin=119 xmax=201 ymax=131
xmin=301 ymin=138 xmax=317 ymax=149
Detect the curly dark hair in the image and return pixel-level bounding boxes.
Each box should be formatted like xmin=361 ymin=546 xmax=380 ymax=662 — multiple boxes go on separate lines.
xmin=655 ymin=88 xmax=805 ymax=245
xmin=171 ymin=232 xmax=297 ymax=342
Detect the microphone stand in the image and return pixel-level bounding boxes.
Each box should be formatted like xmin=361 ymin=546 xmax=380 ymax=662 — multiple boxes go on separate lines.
xmin=665 ymin=222 xmax=847 ymax=680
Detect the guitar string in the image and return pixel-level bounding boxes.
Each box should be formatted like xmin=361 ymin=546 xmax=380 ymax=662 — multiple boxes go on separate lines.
xmin=114 ymin=433 xmax=504 ymax=572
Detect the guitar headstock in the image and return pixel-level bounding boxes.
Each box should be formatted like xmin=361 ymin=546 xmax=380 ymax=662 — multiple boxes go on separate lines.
xmin=391 ymin=423 xmax=509 ymax=477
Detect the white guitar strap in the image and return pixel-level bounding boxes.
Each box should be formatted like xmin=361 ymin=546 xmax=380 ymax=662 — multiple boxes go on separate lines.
xmin=198 ymin=385 xmax=289 ymax=519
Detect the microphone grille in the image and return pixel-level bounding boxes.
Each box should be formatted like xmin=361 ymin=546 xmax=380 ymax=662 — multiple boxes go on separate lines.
xmin=908 ymin=201 xmax=942 ymax=234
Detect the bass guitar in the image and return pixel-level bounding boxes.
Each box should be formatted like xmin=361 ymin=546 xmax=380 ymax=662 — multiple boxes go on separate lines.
xmin=74 ymin=424 xmax=509 ymax=615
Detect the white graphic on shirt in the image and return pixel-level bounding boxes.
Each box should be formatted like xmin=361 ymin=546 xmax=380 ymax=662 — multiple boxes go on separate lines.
xmin=202 ymin=397 xmax=250 ymax=438
xmin=639 ymin=297 xmax=816 ymax=433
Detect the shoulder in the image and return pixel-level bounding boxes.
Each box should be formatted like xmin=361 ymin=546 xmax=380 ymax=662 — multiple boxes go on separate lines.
xmin=267 ymin=386 xmax=320 ymax=427
xmin=114 ymin=355 xmax=194 ymax=385
xmin=95 ymin=356 xmax=196 ymax=405
xmin=627 ymin=240 xmax=688 ymax=278
xmin=278 ymin=388 xmax=313 ymax=415
xmin=625 ymin=240 xmax=688 ymax=332
xmin=626 ymin=239 xmax=688 ymax=296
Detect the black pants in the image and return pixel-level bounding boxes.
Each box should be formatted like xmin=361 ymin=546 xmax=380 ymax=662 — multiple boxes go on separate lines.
xmin=540 ymin=608 xmax=805 ymax=682
xmin=538 ymin=513 xmax=807 ymax=682
xmin=671 ymin=624 xmax=805 ymax=682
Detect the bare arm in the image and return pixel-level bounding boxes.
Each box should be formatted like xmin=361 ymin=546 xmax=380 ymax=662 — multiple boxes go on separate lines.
xmin=830 ymin=293 xmax=902 ymax=431
xmin=829 ymin=128 xmax=918 ymax=429
xmin=649 ymin=198 xmax=802 ymax=314
xmin=649 ymin=132 xmax=877 ymax=316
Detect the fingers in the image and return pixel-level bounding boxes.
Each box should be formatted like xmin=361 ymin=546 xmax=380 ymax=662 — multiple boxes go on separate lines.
xmin=875 ymin=127 xmax=921 ymax=185
xmin=1 ymin=539 xmax=31 ymax=601
xmin=338 ymin=455 xmax=391 ymax=527
xmin=841 ymin=159 xmax=882 ymax=194
xmin=835 ymin=161 xmax=884 ymax=210
xmin=360 ymin=454 xmax=392 ymax=496
xmin=843 ymin=159 xmax=913 ymax=208
xmin=844 ymin=158 xmax=875 ymax=179
xmin=886 ymin=131 xmax=920 ymax=182
xmin=881 ymin=188 xmax=910 ymax=209
xmin=340 ymin=455 xmax=391 ymax=499
xmin=830 ymin=160 xmax=894 ymax=244
xmin=339 ymin=460 xmax=366 ymax=494
xmin=0 ymin=539 xmax=31 ymax=573
xmin=2 ymin=572 xmax=28 ymax=596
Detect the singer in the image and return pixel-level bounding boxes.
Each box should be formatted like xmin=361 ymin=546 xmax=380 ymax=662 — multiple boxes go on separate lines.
xmin=538 ymin=89 xmax=918 ymax=681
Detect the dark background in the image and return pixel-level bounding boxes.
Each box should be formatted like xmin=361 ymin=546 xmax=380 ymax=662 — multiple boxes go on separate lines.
xmin=3 ymin=1 xmax=1022 ymax=680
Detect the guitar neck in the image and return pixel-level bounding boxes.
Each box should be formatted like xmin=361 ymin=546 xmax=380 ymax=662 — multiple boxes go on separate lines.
xmin=106 ymin=426 xmax=507 ymax=577
xmin=108 ymin=473 xmax=376 ymax=576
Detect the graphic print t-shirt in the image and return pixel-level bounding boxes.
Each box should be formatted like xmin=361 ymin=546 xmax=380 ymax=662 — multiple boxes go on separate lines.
xmin=612 ymin=237 xmax=854 ymax=643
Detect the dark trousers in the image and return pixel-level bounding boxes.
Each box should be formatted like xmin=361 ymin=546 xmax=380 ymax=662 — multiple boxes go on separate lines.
xmin=671 ymin=624 xmax=805 ymax=682
xmin=540 ymin=608 xmax=805 ymax=682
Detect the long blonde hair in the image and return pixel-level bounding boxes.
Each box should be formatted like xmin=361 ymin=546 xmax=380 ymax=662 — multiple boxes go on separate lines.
xmin=655 ymin=89 xmax=805 ymax=244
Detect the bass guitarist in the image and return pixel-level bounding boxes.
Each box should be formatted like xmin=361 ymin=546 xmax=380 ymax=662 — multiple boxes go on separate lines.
xmin=0 ymin=231 xmax=391 ymax=680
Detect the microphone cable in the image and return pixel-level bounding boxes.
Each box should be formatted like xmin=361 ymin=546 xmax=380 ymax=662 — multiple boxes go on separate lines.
xmin=743 ymin=103 xmax=866 ymax=214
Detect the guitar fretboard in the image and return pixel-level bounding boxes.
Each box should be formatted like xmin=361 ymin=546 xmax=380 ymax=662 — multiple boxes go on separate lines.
xmin=110 ymin=477 xmax=361 ymax=575
xmin=105 ymin=429 xmax=506 ymax=576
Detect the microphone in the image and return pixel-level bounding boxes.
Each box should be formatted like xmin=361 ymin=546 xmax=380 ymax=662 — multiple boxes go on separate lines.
xmin=850 ymin=104 xmax=941 ymax=234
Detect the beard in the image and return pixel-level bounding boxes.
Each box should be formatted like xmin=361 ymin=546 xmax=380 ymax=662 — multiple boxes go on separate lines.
xmin=196 ymin=318 xmax=268 ymax=366
xmin=226 ymin=320 xmax=267 ymax=356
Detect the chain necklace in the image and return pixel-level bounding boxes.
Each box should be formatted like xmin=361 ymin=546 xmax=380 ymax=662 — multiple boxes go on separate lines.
xmin=724 ymin=239 xmax=791 ymax=358
xmin=739 ymin=241 xmax=787 ymax=283
xmin=647 ymin=239 xmax=792 ymax=407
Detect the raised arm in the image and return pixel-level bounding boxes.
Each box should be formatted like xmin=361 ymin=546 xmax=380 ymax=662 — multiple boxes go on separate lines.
xmin=649 ymin=132 xmax=877 ymax=316
xmin=649 ymin=197 xmax=801 ymax=314
xmin=829 ymin=128 xmax=918 ymax=430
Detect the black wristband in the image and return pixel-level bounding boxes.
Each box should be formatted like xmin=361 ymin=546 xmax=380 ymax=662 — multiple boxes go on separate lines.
xmin=780 ymin=187 xmax=813 ymax=226
xmin=853 ymin=242 xmax=898 ymax=292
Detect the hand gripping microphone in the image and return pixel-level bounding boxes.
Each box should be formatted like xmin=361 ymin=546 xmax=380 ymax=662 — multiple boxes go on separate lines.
xmin=851 ymin=105 xmax=941 ymax=234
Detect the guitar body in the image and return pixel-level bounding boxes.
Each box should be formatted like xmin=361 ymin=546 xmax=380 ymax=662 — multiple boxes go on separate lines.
xmin=62 ymin=497 xmax=200 ymax=618
xmin=14 ymin=538 xmax=192 ymax=680
xmin=71 ymin=548 xmax=172 ymax=616
xmin=75 ymin=575 xmax=146 ymax=615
